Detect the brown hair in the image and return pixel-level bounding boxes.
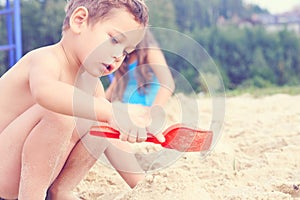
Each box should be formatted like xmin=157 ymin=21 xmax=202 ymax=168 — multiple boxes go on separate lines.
xmin=112 ymin=29 xmax=159 ymax=101
xmin=62 ymin=0 xmax=149 ymax=31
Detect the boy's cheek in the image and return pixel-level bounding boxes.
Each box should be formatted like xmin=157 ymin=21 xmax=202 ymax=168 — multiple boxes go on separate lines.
xmin=119 ymin=56 xmax=126 ymax=65
xmin=115 ymin=57 xmax=126 ymax=69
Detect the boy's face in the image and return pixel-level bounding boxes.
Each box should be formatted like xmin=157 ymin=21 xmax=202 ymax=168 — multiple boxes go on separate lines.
xmin=80 ymin=10 xmax=145 ymax=77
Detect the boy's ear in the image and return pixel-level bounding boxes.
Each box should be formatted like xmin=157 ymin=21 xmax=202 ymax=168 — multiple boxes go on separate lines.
xmin=69 ymin=6 xmax=89 ymax=34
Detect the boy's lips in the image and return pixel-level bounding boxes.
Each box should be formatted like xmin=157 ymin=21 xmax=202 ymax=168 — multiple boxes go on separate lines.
xmin=102 ymin=63 xmax=114 ymax=73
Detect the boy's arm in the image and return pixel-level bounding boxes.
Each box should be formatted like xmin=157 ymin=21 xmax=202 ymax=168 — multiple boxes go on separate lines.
xmin=29 ymin=58 xmax=164 ymax=142
xmin=29 ymin=61 xmax=112 ymax=122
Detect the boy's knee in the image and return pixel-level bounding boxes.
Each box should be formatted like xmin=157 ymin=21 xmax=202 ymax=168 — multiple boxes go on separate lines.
xmin=47 ymin=186 xmax=63 ymax=200
xmin=0 ymin=181 xmax=18 ymax=200
xmin=47 ymin=187 xmax=78 ymax=200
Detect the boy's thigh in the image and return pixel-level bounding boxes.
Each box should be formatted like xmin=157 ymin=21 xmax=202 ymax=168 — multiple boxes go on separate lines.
xmin=0 ymin=105 xmax=48 ymax=197
xmin=0 ymin=104 xmax=75 ymax=195
xmin=0 ymin=104 xmax=45 ymax=166
xmin=0 ymin=104 xmax=75 ymax=148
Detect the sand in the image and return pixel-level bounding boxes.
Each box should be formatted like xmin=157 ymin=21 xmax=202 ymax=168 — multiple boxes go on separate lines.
xmin=75 ymin=93 xmax=300 ymax=200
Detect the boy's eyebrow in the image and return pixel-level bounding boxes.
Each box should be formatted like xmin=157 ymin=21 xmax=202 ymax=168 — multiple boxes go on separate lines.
xmin=126 ymin=46 xmax=136 ymax=53
xmin=112 ymin=28 xmax=126 ymax=40
xmin=112 ymin=28 xmax=136 ymax=50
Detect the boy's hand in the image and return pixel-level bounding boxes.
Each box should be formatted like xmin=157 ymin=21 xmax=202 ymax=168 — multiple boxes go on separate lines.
xmin=145 ymin=105 xmax=166 ymax=143
xmin=109 ymin=102 xmax=148 ymax=143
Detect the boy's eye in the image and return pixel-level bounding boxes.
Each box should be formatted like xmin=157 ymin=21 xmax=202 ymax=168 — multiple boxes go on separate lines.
xmin=127 ymin=48 xmax=135 ymax=54
xmin=123 ymin=47 xmax=136 ymax=57
xmin=123 ymin=50 xmax=129 ymax=57
xmin=111 ymin=37 xmax=119 ymax=44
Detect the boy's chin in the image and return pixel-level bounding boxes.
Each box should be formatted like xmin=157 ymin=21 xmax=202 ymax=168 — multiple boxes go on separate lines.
xmin=82 ymin=70 xmax=102 ymax=78
xmin=81 ymin=67 xmax=104 ymax=77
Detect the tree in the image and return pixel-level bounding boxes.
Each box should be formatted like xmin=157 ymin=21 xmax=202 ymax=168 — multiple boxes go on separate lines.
xmin=277 ymin=29 xmax=300 ymax=85
xmin=21 ymin=0 xmax=65 ymax=54
xmin=39 ymin=0 xmax=65 ymax=44
xmin=247 ymin=47 xmax=275 ymax=87
xmin=0 ymin=5 xmax=7 ymax=74
xmin=147 ymin=0 xmax=177 ymax=29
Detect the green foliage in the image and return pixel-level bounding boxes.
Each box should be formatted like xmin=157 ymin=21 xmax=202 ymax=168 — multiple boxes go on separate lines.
xmin=0 ymin=4 xmax=8 ymax=73
xmin=163 ymin=51 xmax=202 ymax=94
xmin=21 ymin=0 xmax=65 ymax=53
xmin=227 ymin=86 xmax=300 ymax=97
xmin=193 ymin=26 xmax=300 ymax=90
xmin=277 ymin=29 xmax=300 ymax=86
xmin=240 ymin=76 xmax=274 ymax=88
xmin=249 ymin=48 xmax=275 ymax=83
xmin=21 ymin=0 xmax=44 ymax=52
xmin=147 ymin=0 xmax=177 ymax=29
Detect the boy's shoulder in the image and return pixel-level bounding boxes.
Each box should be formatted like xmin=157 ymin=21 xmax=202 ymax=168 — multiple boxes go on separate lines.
xmin=26 ymin=44 xmax=61 ymax=65
xmin=25 ymin=45 xmax=65 ymax=66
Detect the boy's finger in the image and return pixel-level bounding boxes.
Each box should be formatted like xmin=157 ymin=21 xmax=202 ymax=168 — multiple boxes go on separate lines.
xmin=119 ymin=132 xmax=128 ymax=141
xmin=155 ymin=133 xmax=165 ymax=143
xmin=128 ymin=129 xmax=137 ymax=143
xmin=127 ymin=135 xmax=136 ymax=143
xmin=137 ymin=128 xmax=147 ymax=143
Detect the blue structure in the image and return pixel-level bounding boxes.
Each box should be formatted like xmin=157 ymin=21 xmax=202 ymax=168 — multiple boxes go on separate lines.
xmin=0 ymin=0 xmax=22 ymax=68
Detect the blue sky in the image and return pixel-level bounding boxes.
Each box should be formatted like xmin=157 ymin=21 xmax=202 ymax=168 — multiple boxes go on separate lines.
xmin=244 ymin=0 xmax=300 ymax=14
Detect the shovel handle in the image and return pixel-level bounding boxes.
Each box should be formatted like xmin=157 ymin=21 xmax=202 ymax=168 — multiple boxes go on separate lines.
xmin=90 ymin=125 xmax=162 ymax=144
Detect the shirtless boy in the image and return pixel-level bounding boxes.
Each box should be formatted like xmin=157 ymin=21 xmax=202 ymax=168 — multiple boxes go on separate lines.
xmin=0 ymin=0 xmax=164 ymax=199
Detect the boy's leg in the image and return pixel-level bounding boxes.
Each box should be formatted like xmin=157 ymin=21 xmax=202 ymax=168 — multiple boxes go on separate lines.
xmin=49 ymin=133 xmax=145 ymax=199
xmin=0 ymin=105 xmax=46 ymax=199
xmin=48 ymin=131 xmax=110 ymax=200
xmin=0 ymin=105 xmax=74 ymax=199
xmin=48 ymin=140 xmax=96 ymax=200
xmin=104 ymin=139 xmax=145 ymax=188
xmin=18 ymin=106 xmax=76 ymax=200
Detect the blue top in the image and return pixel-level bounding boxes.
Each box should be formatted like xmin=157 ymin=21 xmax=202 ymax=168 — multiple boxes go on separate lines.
xmin=122 ymin=60 xmax=159 ymax=106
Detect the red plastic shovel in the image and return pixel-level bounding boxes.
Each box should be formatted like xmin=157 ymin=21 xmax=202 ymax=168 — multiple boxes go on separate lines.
xmin=90 ymin=123 xmax=213 ymax=152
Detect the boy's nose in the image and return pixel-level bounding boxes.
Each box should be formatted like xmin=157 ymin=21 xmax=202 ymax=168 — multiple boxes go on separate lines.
xmin=113 ymin=54 xmax=124 ymax=62
xmin=112 ymin=45 xmax=125 ymax=62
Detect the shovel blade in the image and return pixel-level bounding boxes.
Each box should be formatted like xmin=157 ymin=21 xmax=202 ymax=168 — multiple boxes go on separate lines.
xmin=160 ymin=125 xmax=213 ymax=152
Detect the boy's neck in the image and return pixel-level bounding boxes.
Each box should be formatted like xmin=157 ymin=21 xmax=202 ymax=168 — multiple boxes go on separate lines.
xmin=59 ymin=35 xmax=82 ymax=74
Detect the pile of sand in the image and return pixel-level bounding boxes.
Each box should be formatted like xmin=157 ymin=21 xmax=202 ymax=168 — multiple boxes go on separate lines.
xmin=75 ymin=94 xmax=300 ymax=200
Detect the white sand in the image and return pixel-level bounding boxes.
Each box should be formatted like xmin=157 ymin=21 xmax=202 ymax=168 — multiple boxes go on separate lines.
xmin=75 ymin=94 xmax=300 ymax=200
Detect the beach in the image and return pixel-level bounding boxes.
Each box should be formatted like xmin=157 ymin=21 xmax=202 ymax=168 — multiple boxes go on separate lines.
xmin=75 ymin=94 xmax=300 ymax=200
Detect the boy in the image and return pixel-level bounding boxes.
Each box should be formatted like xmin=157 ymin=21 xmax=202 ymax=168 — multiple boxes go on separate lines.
xmin=0 ymin=0 xmax=164 ymax=199
xmin=48 ymin=29 xmax=174 ymax=199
